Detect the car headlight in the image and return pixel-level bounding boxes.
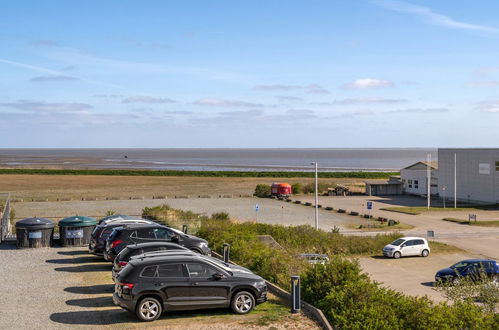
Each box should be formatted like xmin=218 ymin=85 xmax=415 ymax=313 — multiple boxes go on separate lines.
xmin=256 ymin=281 xmax=267 ymax=289
xmin=199 ymin=242 xmax=208 ymax=248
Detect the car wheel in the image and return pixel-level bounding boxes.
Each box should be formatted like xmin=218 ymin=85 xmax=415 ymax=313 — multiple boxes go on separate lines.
xmin=231 ymin=291 xmax=255 ymax=314
xmin=393 ymin=251 xmax=401 ymax=259
xmin=421 ymin=249 xmax=429 ymax=257
xmin=136 ymin=297 xmax=162 ymax=322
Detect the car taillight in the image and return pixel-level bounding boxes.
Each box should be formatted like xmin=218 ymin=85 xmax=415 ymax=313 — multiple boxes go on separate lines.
xmin=111 ymin=240 xmax=123 ymax=248
xmin=120 ymin=282 xmax=134 ymax=289
xmin=118 ymin=261 xmax=128 ymax=267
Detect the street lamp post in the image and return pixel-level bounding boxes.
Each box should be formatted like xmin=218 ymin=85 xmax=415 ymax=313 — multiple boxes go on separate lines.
xmin=311 ymin=162 xmax=319 ymax=230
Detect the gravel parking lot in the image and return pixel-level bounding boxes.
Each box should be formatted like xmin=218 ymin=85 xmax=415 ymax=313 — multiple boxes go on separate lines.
xmin=0 ymin=244 xmax=318 ymax=330
xmin=357 ymin=252 xmax=482 ymax=302
xmin=13 ymin=197 xmax=357 ymax=231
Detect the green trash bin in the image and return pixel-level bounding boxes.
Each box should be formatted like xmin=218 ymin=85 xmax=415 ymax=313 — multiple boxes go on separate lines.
xmin=59 ymin=216 xmax=97 ymax=247
xmin=16 ymin=217 xmax=55 ymax=248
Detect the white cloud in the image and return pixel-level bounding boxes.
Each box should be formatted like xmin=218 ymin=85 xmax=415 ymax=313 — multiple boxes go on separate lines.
xmin=30 ymin=75 xmax=79 ymax=82
xmin=306 ymin=84 xmax=330 ymax=94
xmin=389 ymin=108 xmax=449 ymax=114
xmin=373 ymin=0 xmax=499 ymax=33
xmin=0 ymin=100 xmax=93 ymax=113
xmin=286 ymin=109 xmax=315 ymax=115
xmin=333 ymin=97 xmax=406 ymax=104
xmin=253 ymin=83 xmax=330 ymax=94
xmin=193 ymin=98 xmax=263 ymax=107
xmin=252 ymin=84 xmax=302 ymax=91
xmin=218 ymin=110 xmax=263 ymax=117
xmin=0 ymin=58 xmax=123 ymax=89
xmin=476 ymin=101 xmax=499 ymax=113
xmin=342 ymin=78 xmax=394 ymax=89
xmin=276 ymin=96 xmax=304 ymax=102
xmin=122 ymin=96 xmax=176 ymax=104
xmin=30 ymin=40 xmax=60 ymax=47
xmin=465 ymin=81 xmax=499 ymax=87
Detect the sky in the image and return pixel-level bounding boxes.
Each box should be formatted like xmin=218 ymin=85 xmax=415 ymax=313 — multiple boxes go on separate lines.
xmin=1 ymin=0 xmax=499 ymax=148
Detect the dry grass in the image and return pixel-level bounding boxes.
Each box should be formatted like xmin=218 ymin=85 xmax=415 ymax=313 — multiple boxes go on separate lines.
xmin=0 ymin=174 xmax=365 ymax=200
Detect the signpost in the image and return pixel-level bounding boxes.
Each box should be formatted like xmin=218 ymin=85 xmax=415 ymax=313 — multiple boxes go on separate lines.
xmin=427 ymin=230 xmax=435 ymax=241
xmin=366 ymin=201 xmax=373 ymax=220
xmin=468 ymin=214 xmax=477 ymax=223
xmin=255 ymin=204 xmax=260 ymax=223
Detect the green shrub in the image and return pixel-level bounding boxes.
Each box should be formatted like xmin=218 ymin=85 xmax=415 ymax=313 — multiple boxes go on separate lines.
xmin=211 ymin=212 xmax=230 ymax=221
xmin=301 ymin=258 xmax=496 ymax=329
xmin=301 ymin=182 xmax=331 ymax=194
xmin=0 ymin=168 xmax=398 ymax=178
xmin=197 ymin=219 xmax=497 ymax=329
xmin=142 ymin=204 xmax=206 ymax=234
xmin=291 ymin=183 xmax=302 ymax=194
xmin=254 ymin=184 xmax=271 ymax=197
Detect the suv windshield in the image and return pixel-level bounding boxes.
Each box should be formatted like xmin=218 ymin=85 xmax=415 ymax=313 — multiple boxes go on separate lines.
xmin=390 ymin=239 xmax=406 ymax=246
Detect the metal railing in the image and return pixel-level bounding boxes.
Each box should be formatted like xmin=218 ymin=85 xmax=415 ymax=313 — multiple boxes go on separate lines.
xmin=0 ymin=198 xmax=11 ymax=243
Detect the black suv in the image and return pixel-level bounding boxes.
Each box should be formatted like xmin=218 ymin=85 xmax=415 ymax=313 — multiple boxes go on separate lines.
xmin=105 ymin=224 xmax=211 ymax=261
xmin=112 ymin=242 xmax=190 ymax=279
xmin=113 ymin=254 xmax=267 ymax=321
xmin=89 ymin=219 xmax=154 ymax=255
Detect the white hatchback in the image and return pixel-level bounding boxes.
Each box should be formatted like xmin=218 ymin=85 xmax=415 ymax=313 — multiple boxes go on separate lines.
xmin=382 ymin=237 xmax=430 ymax=259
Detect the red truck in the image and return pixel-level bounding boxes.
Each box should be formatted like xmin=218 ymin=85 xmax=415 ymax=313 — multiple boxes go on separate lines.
xmin=271 ymin=183 xmax=292 ymax=197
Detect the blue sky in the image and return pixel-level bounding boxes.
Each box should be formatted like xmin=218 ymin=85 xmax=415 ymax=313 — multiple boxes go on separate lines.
xmin=2 ymin=0 xmax=499 ymax=147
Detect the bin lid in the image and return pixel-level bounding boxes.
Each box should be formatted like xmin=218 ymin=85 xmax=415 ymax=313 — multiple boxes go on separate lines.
xmin=59 ymin=215 xmax=97 ymax=227
xmin=16 ymin=217 xmax=55 ymax=229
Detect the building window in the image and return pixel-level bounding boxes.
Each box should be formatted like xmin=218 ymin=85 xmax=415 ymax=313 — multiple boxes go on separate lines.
xmin=408 ymin=179 xmax=412 ymax=188
xmin=415 ymin=184 xmax=418 ymax=189
xmin=496 ymin=161 xmax=499 ymax=171
xmin=414 ymin=180 xmax=418 ymax=185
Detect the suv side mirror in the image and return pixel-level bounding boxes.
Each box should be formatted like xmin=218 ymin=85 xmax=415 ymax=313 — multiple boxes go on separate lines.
xmin=171 ymin=234 xmax=179 ymax=242
xmin=212 ymin=273 xmax=225 ymax=280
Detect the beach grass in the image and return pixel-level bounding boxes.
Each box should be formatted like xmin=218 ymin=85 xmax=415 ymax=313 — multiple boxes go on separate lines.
xmin=0 ymin=168 xmax=397 ymax=178
xmin=442 ymin=217 xmax=499 ymax=227
xmin=381 ymin=204 xmax=499 ymax=215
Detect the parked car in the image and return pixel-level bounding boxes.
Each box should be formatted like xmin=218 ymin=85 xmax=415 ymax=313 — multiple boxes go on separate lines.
xmin=104 ymin=223 xmax=211 ymax=261
xmin=97 ymin=214 xmax=142 ymax=225
xmin=382 ymin=237 xmax=430 ymax=259
xmin=435 ymin=259 xmax=499 ymax=284
xmin=89 ymin=219 xmax=154 ymax=255
xmin=113 ymin=254 xmax=268 ymax=321
xmin=296 ymin=253 xmax=329 ymax=265
xmin=112 ymin=242 xmax=190 ymax=279
xmin=127 ymin=250 xmax=253 ymax=274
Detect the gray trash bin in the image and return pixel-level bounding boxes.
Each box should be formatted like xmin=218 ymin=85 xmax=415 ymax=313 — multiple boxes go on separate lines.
xmin=59 ymin=216 xmax=97 ymax=247
xmin=16 ymin=217 xmax=55 ymax=248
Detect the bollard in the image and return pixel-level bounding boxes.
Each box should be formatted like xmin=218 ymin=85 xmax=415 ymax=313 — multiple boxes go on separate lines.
xmin=182 ymin=224 xmax=188 ymax=234
xmin=223 ymin=243 xmax=230 ymax=263
xmin=291 ymin=275 xmax=301 ymax=313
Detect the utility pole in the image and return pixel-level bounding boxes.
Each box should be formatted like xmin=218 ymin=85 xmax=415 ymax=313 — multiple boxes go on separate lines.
xmin=427 ymin=153 xmax=431 ymax=209
xmin=311 ymin=162 xmax=319 ymax=230
xmin=454 ymin=153 xmax=457 ymax=208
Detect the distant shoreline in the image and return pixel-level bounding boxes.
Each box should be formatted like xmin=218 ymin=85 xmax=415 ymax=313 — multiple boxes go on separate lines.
xmin=0 ymin=168 xmax=398 ymax=178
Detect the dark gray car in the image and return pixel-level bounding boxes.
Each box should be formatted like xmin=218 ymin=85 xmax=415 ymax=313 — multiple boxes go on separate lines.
xmin=113 ymin=254 xmax=267 ymax=321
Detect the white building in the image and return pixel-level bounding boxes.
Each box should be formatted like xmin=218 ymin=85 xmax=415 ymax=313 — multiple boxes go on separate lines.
xmin=400 ymin=161 xmax=438 ymax=196
xmin=438 ymin=148 xmax=499 ymax=204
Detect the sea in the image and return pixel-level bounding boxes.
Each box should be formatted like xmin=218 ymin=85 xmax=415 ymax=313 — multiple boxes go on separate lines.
xmin=0 ymin=148 xmax=437 ymax=172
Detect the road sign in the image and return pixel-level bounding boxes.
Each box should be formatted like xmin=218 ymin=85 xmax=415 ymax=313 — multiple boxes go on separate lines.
xmin=255 ymin=204 xmax=260 ymax=212
xmin=366 ymin=201 xmax=373 ymax=210
xmin=427 ymin=230 xmax=435 ymax=238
